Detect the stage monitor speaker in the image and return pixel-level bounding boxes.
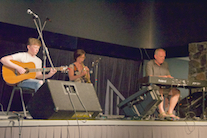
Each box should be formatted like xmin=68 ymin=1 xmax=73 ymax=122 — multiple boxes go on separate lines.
xmin=27 ymin=79 xmax=102 ymax=119
xmin=176 ymin=92 xmax=207 ymax=118
xmin=117 ymin=85 xmax=162 ymax=119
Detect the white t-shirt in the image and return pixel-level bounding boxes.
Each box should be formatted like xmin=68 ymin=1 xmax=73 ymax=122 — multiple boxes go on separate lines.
xmin=11 ymin=52 xmax=42 ymax=69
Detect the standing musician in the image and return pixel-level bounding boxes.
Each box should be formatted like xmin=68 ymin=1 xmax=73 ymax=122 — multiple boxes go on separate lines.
xmin=0 ymin=38 xmax=57 ymax=92
xmin=68 ymin=49 xmax=91 ymax=83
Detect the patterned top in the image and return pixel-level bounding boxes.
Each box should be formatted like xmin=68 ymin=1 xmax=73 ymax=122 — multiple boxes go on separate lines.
xmin=69 ymin=63 xmax=86 ymax=83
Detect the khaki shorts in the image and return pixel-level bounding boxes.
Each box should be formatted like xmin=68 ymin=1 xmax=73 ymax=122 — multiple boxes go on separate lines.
xmin=159 ymin=86 xmax=174 ymax=95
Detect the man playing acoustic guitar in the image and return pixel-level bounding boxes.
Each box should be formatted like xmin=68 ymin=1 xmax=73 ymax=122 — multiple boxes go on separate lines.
xmin=0 ymin=38 xmax=57 ymax=92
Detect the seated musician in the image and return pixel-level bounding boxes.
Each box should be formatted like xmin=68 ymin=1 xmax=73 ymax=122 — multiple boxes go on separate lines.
xmin=68 ymin=49 xmax=91 ymax=83
xmin=0 ymin=38 xmax=57 ymax=92
xmin=145 ymin=48 xmax=180 ymax=120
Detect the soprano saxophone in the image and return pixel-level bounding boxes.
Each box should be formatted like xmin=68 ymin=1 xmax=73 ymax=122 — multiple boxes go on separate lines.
xmin=82 ymin=63 xmax=91 ymax=83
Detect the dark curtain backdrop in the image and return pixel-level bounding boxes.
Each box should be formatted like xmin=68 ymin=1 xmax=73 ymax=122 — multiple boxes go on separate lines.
xmin=0 ymin=40 xmax=143 ymax=115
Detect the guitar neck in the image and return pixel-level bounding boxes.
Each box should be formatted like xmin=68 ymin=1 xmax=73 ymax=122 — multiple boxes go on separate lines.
xmin=29 ymin=67 xmax=62 ymax=72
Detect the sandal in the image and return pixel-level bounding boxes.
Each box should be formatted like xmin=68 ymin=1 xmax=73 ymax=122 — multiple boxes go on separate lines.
xmin=167 ymin=113 xmax=180 ymax=120
xmin=158 ymin=112 xmax=168 ymax=119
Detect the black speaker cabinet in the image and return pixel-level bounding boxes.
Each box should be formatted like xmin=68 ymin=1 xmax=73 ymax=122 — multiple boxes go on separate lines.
xmin=27 ymin=79 xmax=102 ymax=119
xmin=118 ymin=85 xmax=162 ymax=119
xmin=176 ymin=92 xmax=207 ymax=118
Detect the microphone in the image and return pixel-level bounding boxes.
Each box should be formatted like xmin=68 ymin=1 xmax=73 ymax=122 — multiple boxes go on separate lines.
xmin=46 ymin=17 xmax=52 ymax=22
xmin=27 ymin=9 xmax=38 ymax=18
xmin=90 ymin=62 xmax=94 ymax=74
xmin=95 ymin=57 xmax=101 ymax=63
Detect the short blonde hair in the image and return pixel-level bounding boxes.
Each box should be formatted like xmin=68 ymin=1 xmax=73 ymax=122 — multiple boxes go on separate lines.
xmin=27 ymin=38 xmax=41 ymax=46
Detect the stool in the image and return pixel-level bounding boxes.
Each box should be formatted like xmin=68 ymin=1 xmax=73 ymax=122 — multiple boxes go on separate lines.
xmin=6 ymin=86 xmax=35 ymax=118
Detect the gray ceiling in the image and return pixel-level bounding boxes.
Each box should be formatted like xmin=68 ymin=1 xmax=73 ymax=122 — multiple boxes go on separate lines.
xmin=0 ymin=1 xmax=207 ymax=49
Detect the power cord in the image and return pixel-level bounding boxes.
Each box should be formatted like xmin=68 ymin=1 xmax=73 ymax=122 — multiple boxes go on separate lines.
xmin=143 ymin=48 xmax=151 ymax=60
xmin=8 ymin=111 xmax=24 ymax=138
xmin=66 ymin=90 xmax=81 ymax=138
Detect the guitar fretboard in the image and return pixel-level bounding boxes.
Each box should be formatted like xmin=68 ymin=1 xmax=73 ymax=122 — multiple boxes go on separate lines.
xmin=29 ymin=67 xmax=64 ymax=72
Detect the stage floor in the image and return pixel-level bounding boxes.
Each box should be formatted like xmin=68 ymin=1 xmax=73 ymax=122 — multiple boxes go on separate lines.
xmin=1 ymin=112 xmax=207 ymax=138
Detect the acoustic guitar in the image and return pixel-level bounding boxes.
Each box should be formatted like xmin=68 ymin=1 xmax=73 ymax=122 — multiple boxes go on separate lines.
xmin=2 ymin=60 xmax=68 ymax=84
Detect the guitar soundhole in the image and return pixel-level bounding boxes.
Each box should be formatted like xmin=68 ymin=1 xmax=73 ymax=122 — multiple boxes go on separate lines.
xmin=25 ymin=68 xmax=30 ymax=74
xmin=14 ymin=68 xmax=30 ymax=75
xmin=14 ymin=70 xmax=19 ymax=76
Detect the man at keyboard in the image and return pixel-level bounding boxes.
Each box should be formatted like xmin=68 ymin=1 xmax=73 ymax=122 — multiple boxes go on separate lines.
xmin=146 ymin=48 xmax=180 ymax=120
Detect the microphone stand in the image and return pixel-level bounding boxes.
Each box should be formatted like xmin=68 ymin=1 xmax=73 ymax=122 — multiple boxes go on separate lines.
xmin=32 ymin=17 xmax=54 ymax=82
xmin=94 ymin=58 xmax=101 ymax=92
xmin=37 ymin=18 xmax=50 ymax=40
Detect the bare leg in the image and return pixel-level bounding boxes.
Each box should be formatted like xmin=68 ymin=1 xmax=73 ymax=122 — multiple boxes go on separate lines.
xmin=164 ymin=97 xmax=169 ymax=111
xmin=167 ymin=88 xmax=180 ymax=118
xmin=158 ymin=88 xmax=167 ymax=116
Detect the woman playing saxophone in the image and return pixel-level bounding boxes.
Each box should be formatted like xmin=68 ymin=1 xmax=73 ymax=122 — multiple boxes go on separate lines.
xmin=68 ymin=49 xmax=91 ymax=83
